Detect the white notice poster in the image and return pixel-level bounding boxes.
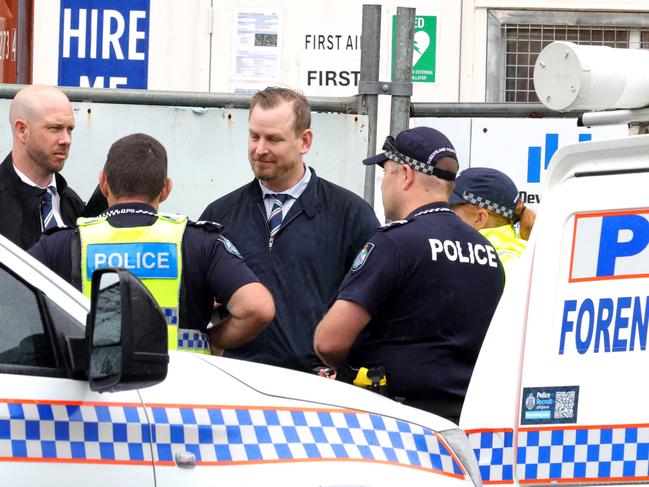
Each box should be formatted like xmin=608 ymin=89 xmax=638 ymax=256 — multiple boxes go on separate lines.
xmin=233 ymin=9 xmax=281 ymax=80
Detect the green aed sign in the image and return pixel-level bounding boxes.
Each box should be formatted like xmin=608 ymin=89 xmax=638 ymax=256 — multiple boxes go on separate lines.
xmin=392 ymin=15 xmax=437 ymax=83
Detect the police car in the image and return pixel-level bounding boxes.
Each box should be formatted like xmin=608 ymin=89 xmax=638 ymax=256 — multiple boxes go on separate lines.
xmin=0 ymin=231 xmax=481 ymax=486
xmin=460 ymin=42 xmax=649 ymax=486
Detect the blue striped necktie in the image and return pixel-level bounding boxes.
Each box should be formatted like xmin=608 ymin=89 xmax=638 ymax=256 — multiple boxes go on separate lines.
xmin=267 ymin=193 xmax=290 ymax=238
xmin=41 ymin=186 xmax=58 ymax=230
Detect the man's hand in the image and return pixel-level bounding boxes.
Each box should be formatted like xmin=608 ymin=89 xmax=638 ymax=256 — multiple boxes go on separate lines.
xmin=313 ymin=300 xmax=371 ymax=369
xmin=207 ymin=282 xmax=275 ymax=350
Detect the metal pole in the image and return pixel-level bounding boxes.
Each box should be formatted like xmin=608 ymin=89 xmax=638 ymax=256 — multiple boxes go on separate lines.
xmin=360 ymin=4 xmax=381 ymax=205
xmin=0 ymin=84 xmax=360 ymax=114
xmin=390 ymin=7 xmax=415 ymax=136
xmin=411 ymin=102 xmax=582 ymax=118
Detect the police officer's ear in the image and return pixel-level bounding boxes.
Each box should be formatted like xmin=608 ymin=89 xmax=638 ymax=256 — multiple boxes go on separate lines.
xmin=159 ymin=178 xmax=173 ymax=203
xmin=474 ymin=207 xmax=490 ymax=230
xmin=402 ymin=163 xmax=417 ymax=190
xmin=98 ymin=170 xmax=110 ymax=199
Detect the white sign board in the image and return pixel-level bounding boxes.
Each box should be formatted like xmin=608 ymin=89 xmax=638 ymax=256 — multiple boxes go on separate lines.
xmin=411 ymin=117 xmax=629 ymax=209
xmin=299 ymin=26 xmax=361 ymax=96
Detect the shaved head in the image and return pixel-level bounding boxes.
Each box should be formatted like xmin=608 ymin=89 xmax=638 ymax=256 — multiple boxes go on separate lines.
xmin=10 ymin=85 xmax=72 ymax=131
xmin=10 ymin=85 xmax=75 ymax=186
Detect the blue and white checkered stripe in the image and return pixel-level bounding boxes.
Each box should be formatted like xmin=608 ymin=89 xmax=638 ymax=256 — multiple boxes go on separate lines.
xmin=149 ymin=406 xmax=464 ymax=475
xmin=468 ymin=426 xmax=649 ymax=484
xmin=162 ymin=307 xmax=178 ymax=326
xmin=467 ymin=430 xmax=514 ymax=483
xmin=0 ymin=400 xmax=464 ymax=477
xmin=177 ymin=329 xmax=210 ymax=352
xmin=517 ymin=426 xmax=649 ymax=482
xmin=0 ymin=401 xmax=151 ymax=462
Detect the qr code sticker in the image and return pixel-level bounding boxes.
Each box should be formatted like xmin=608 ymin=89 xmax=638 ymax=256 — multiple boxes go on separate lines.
xmin=554 ymin=391 xmax=576 ymax=419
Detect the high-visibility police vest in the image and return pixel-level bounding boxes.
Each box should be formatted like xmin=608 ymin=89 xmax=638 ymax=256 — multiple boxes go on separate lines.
xmin=77 ymin=212 xmax=210 ymax=354
xmin=480 ymin=224 xmax=527 ymax=267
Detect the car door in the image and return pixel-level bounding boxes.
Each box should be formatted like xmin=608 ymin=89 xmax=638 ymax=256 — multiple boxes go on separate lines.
xmin=0 ymin=260 xmax=155 ymax=486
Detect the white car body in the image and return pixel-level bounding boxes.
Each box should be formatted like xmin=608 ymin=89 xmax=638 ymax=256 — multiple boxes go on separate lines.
xmin=0 ymin=234 xmax=476 ymax=486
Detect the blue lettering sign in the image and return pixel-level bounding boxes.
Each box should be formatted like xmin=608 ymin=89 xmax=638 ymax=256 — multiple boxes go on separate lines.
xmin=560 ymin=296 xmax=649 ymax=354
xmin=526 ymin=133 xmax=591 ymax=183
xmin=597 ymin=215 xmax=649 ymax=277
xmin=86 ymin=242 xmax=178 ymax=279
xmin=58 ymin=0 xmax=150 ymax=88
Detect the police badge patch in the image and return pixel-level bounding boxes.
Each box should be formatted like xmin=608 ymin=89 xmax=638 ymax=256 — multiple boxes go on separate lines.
xmin=218 ymin=236 xmax=243 ymax=259
xmin=351 ymin=243 xmax=375 ymax=272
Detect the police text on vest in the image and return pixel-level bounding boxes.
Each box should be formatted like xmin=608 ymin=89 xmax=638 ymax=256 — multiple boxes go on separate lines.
xmin=87 ymin=242 xmax=179 ymax=279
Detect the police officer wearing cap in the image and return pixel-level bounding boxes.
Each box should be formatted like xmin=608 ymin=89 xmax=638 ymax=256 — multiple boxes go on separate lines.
xmin=29 ymin=133 xmax=275 ymax=354
xmin=450 ymin=167 xmax=536 ymax=270
xmin=314 ymin=127 xmax=505 ymax=423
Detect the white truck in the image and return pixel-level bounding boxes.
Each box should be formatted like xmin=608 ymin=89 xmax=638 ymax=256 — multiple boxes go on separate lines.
xmin=461 ymin=41 xmax=649 ymax=486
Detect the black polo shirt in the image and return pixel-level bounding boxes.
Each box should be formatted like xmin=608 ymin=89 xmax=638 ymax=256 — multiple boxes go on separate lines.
xmin=28 ymin=203 xmax=259 ymax=332
xmin=338 ymin=201 xmax=505 ymax=412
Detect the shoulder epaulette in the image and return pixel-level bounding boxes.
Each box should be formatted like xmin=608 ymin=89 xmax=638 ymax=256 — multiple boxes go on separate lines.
xmin=378 ymin=219 xmax=409 ymax=232
xmin=77 ymin=215 xmax=106 ymax=226
xmin=158 ymin=212 xmax=188 ymax=224
xmin=190 ymin=220 xmax=224 ymax=233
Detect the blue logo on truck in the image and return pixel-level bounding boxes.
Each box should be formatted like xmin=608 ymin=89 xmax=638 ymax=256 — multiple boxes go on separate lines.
xmin=597 ymin=214 xmax=649 ymax=277
xmin=58 ymin=0 xmax=150 ymax=88
xmin=570 ymin=211 xmax=649 ymax=282
xmin=560 ymin=210 xmax=649 ymax=355
xmin=559 ymin=296 xmax=649 ymax=354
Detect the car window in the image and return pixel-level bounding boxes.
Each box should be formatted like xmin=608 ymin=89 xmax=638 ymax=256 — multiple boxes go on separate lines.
xmin=0 ymin=265 xmax=56 ymax=368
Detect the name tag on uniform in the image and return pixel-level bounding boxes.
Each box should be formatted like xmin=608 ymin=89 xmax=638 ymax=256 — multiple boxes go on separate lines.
xmin=87 ymin=243 xmax=179 ymax=279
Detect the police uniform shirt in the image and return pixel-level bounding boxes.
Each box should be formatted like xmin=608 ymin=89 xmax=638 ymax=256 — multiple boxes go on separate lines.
xmin=337 ymin=201 xmax=505 ymax=403
xmin=28 ymin=202 xmax=259 ymax=332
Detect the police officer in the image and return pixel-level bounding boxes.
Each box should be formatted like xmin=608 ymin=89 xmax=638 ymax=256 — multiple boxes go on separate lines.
xmin=450 ymin=167 xmax=535 ymax=270
xmin=29 ymin=133 xmax=275 ymax=354
xmin=313 ymin=127 xmax=505 ymax=423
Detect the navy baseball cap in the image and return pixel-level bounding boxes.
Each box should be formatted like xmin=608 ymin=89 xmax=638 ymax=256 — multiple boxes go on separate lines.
xmin=449 ymin=167 xmax=520 ymax=221
xmin=363 ymin=126 xmax=458 ymax=181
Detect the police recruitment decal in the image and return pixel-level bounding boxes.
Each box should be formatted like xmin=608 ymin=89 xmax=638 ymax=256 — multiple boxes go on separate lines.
xmin=521 ymin=386 xmax=579 ymax=425
xmin=59 ymin=0 xmax=150 ymax=88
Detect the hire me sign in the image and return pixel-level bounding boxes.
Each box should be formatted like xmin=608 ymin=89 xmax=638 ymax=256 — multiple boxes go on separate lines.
xmin=58 ymin=0 xmax=150 ymax=89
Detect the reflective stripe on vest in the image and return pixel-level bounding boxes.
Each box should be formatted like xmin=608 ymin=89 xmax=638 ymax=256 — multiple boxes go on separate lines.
xmin=178 ymin=329 xmax=211 ymax=354
xmin=78 ymin=212 xmax=195 ymax=352
xmin=480 ymin=224 xmax=527 ymax=266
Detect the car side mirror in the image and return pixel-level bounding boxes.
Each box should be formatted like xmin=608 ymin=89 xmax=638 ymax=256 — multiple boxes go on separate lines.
xmin=86 ymin=268 xmax=169 ymax=392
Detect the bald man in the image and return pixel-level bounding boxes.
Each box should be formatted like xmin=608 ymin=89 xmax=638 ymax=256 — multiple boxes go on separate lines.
xmin=0 ymin=84 xmax=84 ymax=249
